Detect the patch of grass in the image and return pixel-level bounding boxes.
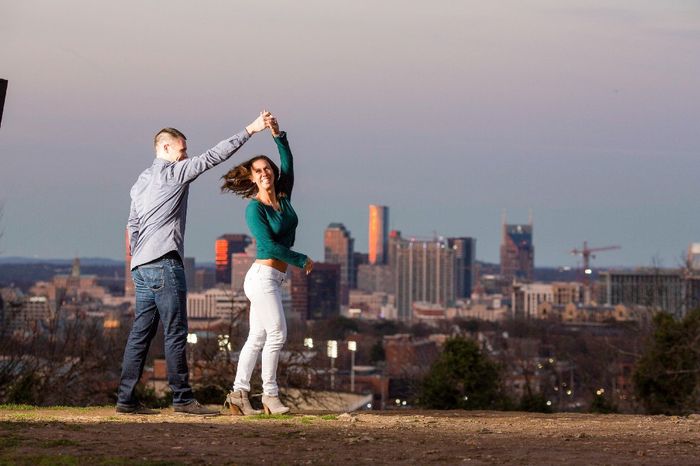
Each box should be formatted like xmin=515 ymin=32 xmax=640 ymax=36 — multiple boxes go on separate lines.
xmin=102 ymin=416 xmax=122 ymax=422
xmin=244 ymin=413 xmax=294 ymax=421
xmin=6 ymin=414 xmax=35 ymax=422
xmin=0 ymin=404 xmax=36 ymax=411
xmin=320 ymin=414 xmax=338 ymax=421
xmin=300 ymin=416 xmax=316 ymax=424
xmin=40 ymin=439 xmax=79 ymax=448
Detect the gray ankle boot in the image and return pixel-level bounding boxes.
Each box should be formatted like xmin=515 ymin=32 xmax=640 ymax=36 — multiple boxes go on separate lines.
xmin=262 ymin=394 xmax=290 ymax=414
xmin=224 ymin=390 xmax=261 ymax=415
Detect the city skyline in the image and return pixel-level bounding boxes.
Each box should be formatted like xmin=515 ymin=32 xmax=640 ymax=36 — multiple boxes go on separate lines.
xmin=1 ymin=1 xmax=699 ymax=267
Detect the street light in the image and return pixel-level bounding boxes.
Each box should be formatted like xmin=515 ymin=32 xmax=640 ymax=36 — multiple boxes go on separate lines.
xmin=348 ymin=340 xmax=357 ymax=392
xmin=327 ymin=340 xmax=338 ymax=389
xmin=218 ymin=334 xmax=231 ymax=352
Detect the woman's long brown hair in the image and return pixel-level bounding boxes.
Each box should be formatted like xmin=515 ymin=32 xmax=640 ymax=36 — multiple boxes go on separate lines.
xmin=221 ymin=155 xmax=280 ymax=198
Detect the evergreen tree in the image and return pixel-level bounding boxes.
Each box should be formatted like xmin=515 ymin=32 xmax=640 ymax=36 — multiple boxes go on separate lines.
xmin=419 ymin=337 xmax=507 ymax=409
xmin=633 ymin=309 xmax=700 ymax=414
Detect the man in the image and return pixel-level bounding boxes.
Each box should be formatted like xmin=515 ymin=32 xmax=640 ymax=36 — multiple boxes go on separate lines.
xmin=117 ymin=112 xmax=271 ymax=415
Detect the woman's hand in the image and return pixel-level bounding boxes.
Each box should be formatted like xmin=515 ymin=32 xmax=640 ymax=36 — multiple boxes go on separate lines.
xmin=246 ymin=110 xmax=272 ymax=135
xmin=303 ymin=257 xmax=314 ymax=275
xmin=265 ymin=114 xmax=281 ymax=137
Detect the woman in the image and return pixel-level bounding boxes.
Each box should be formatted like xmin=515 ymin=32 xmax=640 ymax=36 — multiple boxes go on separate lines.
xmin=221 ymin=115 xmax=313 ymax=415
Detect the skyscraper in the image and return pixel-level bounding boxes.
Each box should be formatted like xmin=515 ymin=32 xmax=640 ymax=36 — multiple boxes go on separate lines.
xmin=448 ymin=237 xmax=476 ymax=299
xmin=324 ymin=223 xmax=354 ymax=304
xmin=392 ymin=232 xmax=456 ymax=321
xmin=215 ymin=234 xmax=252 ymax=284
xmin=289 ymin=263 xmax=341 ymax=320
xmin=368 ymin=205 xmax=389 ymax=265
xmin=500 ymin=214 xmax=534 ymax=284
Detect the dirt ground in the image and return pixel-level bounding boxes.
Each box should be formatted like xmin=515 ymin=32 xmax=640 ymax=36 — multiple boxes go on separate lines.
xmin=1 ymin=406 xmax=699 ymax=465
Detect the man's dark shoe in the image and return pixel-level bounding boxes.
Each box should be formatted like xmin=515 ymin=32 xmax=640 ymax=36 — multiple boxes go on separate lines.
xmin=173 ymin=400 xmax=220 ymax=416
xmin=116 ymin=403 xmax=159 ymax=415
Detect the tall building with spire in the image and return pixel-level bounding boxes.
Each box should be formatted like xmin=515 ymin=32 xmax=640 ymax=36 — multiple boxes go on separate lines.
xmin=324 ymin=223 xmax=354 ymax=304
xmin=500 ymin=211 xmax=534 ymax=283
xmin=368 ymin=205 xmax=389 ymax=265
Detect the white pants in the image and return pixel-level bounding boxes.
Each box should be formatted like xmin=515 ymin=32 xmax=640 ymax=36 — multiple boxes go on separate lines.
xmin=233 ymin=263 xmax=287 ymax=396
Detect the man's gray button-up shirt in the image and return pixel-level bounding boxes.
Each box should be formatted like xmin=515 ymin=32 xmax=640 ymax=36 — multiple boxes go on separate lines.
xmin=127 ymin=130 xmax=249 ymax=270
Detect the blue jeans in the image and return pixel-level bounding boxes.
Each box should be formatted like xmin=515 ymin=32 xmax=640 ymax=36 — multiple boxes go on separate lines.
xmin=117 ymin=253 xmax=194 ymax=407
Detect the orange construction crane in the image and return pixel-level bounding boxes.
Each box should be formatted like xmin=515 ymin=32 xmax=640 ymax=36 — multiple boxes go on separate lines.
xmin=570 ymin=241 xmax=621 ymax=278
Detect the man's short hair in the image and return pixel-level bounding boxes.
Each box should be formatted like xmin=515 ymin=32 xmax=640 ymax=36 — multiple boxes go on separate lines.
xmin=154 ymin=127 xmax=187 ymax=148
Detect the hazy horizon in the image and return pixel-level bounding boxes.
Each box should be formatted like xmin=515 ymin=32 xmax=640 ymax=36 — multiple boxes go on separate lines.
xmin=1 ymin=1 xmax=699 ymax=268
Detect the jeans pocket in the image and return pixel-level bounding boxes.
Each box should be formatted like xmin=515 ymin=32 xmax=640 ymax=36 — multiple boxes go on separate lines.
xmin=139 ymin=266 xmax=164 ymax=291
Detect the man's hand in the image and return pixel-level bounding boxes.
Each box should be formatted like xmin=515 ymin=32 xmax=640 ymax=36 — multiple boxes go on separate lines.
xmin=265 ymin=114 xmax=280 ymax=137
xmin=246 ymin=111 xmax=272 ymax=136
xmin=304 ymin=257 xmax=314 ymax=275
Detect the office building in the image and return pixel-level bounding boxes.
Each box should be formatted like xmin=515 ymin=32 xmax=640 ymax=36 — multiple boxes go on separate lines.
xmin=324 ymin=223 xmax=354 ymax=303
xmin=500 ymin=217 xmax=534 ymax=283
xmin=215 ymin=234 xmax=252 ymax=284
xmin=392 ymin=232 xmax=456 ymax=321
xmin=368 ymin=205 xmax=389 ymax=265
xmin=448 ymin=237 xmax=476 ymax=299
xmin=194 ymin=269 xmax=216 ymax=292
xmin=598 ymin=269 xmax=690 ymax=318
xmin=289 ymin=262 xmax=341 ymax=320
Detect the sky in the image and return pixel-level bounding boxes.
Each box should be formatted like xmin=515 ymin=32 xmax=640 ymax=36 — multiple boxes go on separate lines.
xmin=1 ymin=0 xmax=699 ymax=268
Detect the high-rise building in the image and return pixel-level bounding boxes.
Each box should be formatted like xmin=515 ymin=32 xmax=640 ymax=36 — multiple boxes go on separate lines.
xmin=448 ymin=237 xmax=476 ymax=299
xmin=215 ymin=234 xmax=252 ymax=284
xmin=352 ymin=252 xmax=369 ymax=288
xmin=308 ymin=263 xmax=341 ymax=320
xmin=392 ymin=232 xmax=456 ymax=321
xmin=324 ymin=223 xmax=354 ymax=304
xmin=598 ymin=269 xmax=696 ymax=318
xmin=289 ymin=263 xmax=341 ymax=320
xmin=124 ymin=229 xmax=134 ymax=297
xmin=500 ymin=215 xmax=534 ymax=284
xmin=357 ymin=264 xmax=393 ymax=294
xmin=368 ymin=205 xmax=389 ymax=265
xmin=194 ymin=268 xmax=216 ymax=292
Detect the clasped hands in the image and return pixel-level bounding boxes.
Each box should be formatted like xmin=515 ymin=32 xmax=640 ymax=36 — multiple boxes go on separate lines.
xmin=245 ymin=110 xmax=280 ymax=137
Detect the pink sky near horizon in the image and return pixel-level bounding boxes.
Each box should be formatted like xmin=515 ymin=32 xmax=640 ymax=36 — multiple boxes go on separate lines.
xmin=1 ymin=0 xmax=699 ymax=267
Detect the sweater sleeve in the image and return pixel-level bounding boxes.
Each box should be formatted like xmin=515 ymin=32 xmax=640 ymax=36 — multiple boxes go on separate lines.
xmin=169 ymin=130 xmax=250 ymax=184
xmin=274 ymin=132 xmax=294 ymax=199
xmin=246 ymin=202 xmax=308 ymax=269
